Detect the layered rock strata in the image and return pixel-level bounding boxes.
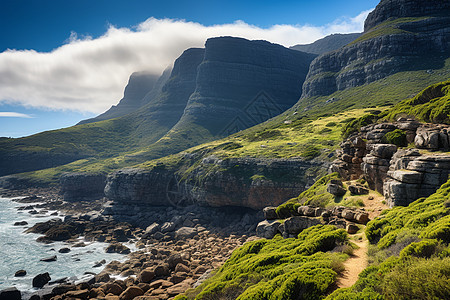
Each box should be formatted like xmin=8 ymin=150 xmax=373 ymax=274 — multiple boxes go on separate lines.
xmin=332 ymin=120 xmax=450 ymax=206
xmin=384 ymin=151 xmax=450 ymax=206
xmin=105 ymin=157 xmax=323 ymax=210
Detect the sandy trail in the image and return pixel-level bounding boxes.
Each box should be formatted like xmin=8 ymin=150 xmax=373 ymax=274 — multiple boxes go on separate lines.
xmin=337 ymin=236 xmax=368 ymax=288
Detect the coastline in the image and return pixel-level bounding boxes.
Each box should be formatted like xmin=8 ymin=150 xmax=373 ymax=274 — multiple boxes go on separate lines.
xmin=0 ymin=187 xmax=261 ymax=300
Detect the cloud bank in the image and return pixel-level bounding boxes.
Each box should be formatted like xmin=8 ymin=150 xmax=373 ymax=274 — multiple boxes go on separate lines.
xmin=0 ymin=10 xmax=371 ymax=114
xmin=0 ymin=112 xmax=33 ymax=118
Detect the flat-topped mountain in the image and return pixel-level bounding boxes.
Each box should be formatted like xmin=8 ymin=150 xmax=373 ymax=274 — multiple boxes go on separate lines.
xmin=302 ymin=0 xmax=450 ymax=98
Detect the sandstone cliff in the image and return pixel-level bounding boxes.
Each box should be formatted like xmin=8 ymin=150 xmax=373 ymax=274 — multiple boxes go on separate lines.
xmin=301 ymin=0 xmax=450 ymax=98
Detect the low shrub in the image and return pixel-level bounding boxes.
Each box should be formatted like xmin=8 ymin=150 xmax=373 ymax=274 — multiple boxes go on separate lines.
xmin=381 ymin=129 xmax=407 ymax=147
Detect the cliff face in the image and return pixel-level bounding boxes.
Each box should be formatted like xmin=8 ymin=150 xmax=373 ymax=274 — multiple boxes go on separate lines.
xmin=79 ymin=71 xmax=160 ymax=124
xmin=105 ymin=156 xmax=323 ymax=210
xmin=168 ymin=37 xmax=316 ymax=138
xmin=364 ymin=0 xmax=450 ymax=31
xmin=302 ymin=0 xmax=450 ymax=98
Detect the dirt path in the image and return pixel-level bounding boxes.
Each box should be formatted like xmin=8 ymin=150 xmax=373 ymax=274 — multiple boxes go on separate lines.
xmin=337 ymin=235 xmax=368 ymax=288
xmin=336 ymin=183 xmax=388 ymax=288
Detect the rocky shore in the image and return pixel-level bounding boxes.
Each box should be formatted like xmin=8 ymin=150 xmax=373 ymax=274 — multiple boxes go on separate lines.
xmin=0 ymin=187 xmax=261 ymax=300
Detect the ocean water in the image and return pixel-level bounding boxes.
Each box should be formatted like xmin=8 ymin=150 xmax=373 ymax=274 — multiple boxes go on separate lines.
xmin=0 ymin=197 xmax=130 ymax=291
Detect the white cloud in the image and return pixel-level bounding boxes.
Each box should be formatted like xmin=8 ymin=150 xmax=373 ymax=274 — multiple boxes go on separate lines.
xmin=0 ymin=10 xmax=371 ymax=114
xmin=0 ymin=112 xmax=33 ymax=118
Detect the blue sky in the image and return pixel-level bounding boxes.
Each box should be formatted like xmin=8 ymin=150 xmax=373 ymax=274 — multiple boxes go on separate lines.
xmin=0 ymin=0 xmax=379 ymax=137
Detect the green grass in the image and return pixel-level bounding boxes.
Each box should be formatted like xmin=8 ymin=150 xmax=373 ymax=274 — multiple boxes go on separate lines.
xmin=382 ymin=80 xmax=450 ymax=123
xmin=176 ymin=225 xmax=350 ymax=300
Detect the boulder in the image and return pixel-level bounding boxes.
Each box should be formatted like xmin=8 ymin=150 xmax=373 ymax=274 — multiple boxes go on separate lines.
xmin=282 ymin=216 xmax=321 ymax=235
xmin=0 ymin=287 xmax=21 ymax=300
xmin=346 ymin=223 xmax=359 ymax=234
xmin=327 ymin=183 xmax=346 ymax=196
xmin=175 ymin=227 xmax=197 ymax=239
xmin=138 ymin=269 xmax=155 ymax=283
xmin=65 ymin=289 xmax=89 ymax=299
xmin=119 ymin=286 xmax=144 ymax=300
xmin=263 ymin=207 xmax=278 ymax=220
xmin=105 ymin=243 xmax=130 ymax=254
xmin=32 ymin=272 xmax=51 ymax=288
xmin=14 ymin=270 xmax=26 ymax=277
xmin=256 ymin=220 xmax=281 ymax=239
xmin=348 ymin=185 xmax=369 ymax=195
xmin=40 ymin=255 xmax=57 ymax=262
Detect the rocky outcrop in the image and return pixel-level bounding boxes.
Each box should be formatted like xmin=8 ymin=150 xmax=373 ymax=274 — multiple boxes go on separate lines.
xmin=332 ymin=119 xmax=450 ymax=206
xmin=104 ymin=167 xmax=175 ymax=206
xmin=256 ymin=204 xmax=369 ymax=239
xmin=414 ymin=124 xmax=450 ymax=151
xmin=60 ymin=172 xmax=106 ymax=201
xmin=291 ymin=33 xmax=362 ymax=55
xmin=105 ymin=156 xmax=324 ymax=210
xmin=78 ymin=71 xmax=161 ymax=124
xmin=384 ymin=151 xmax=450 ymax=206
xmin=364 ymin=0 xmax=450 ymax=31
xmin=361 ymin=144 xmax=397 ymax=192
xmin=302 ymin=0 xmax=450 ymax=98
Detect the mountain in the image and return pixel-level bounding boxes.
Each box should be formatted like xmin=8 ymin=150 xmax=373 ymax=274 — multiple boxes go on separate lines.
xmin=78 ymin=71 xmax=161 ymax=124
xmin=0 ymin=37 xmax=315 ymax=177
xmin=290 ymin=33 xmax=362 ymax=55
xmin=301 ymin=0 xmax=450 ymax=98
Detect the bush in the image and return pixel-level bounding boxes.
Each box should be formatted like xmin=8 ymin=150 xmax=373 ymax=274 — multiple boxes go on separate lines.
xmin=381 ymin=257 xmax=450 ymax=300
xmin=381 ymin=129 xmax=407 ymax=147
xmin=399 ymin=239 xmax=439 ymax=258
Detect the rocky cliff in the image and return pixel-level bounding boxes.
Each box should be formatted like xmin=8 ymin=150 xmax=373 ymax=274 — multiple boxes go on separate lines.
xmin=301 ymin=0 xmax=450 ymax=98
xmin=364 ymin=0 xmax=450 ymax=31
xmin=105 ymin=155 xmax=324 ymax=210
xmin=290 ymin=33 xmax=362 ymax=55
xmin=78 ymin=71 xmax=161 ymax=124
xmin=166 ymin=37 xmax=316 ymax=139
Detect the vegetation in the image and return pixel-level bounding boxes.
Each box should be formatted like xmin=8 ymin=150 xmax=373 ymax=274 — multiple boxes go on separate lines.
xmin=382 ymin=80 xmax=450 ymax=123
xmin=339 ymin=80 xmax=450 ymax=140
xmin=328 ymin=178 xmax=450 ymax=299
xmin=381 ymin=129 xmax=407 ymax=147
xmin=176 ymin=225 xmax=350 ymax=300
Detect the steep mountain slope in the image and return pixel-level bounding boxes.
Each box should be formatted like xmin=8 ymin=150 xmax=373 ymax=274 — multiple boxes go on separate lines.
xmin=290 ymin=33 xmax=362 ymax=55
xmin=302 ymin=0 xmax=450 ymax=98
xmin=78 ymin=71 xmax=161 ymax=124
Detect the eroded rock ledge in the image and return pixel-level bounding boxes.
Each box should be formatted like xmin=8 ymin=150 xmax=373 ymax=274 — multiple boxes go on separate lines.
xmin=331 ymin=120 xmax=450 ymax=207
xmin=104 ymin=157 xmax=325 ymax=210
